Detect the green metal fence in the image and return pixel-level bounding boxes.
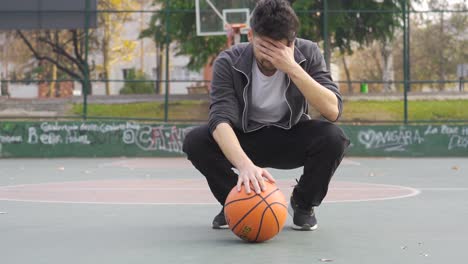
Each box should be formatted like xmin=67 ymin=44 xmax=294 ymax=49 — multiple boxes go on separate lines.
xmin=0 ymin=0 xmax=466 ymax=124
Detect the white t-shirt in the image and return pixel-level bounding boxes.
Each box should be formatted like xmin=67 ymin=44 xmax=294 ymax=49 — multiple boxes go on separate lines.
xmin=249 ymin=60 xmax=289 ymax=124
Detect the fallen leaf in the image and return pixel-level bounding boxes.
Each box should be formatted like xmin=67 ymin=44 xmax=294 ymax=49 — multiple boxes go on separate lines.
xmin=452 ymin=166 xmax=459 ymax=171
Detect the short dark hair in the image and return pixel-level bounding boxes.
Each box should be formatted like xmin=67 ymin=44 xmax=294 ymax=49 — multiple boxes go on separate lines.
xmin=250 ymin=0 xmax=299 ymax=43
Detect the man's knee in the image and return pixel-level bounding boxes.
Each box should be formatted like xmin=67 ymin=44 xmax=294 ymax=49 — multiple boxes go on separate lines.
xmin=323 ymin=124 xmax=350 ymax=155
xmin=183 ymin=125 xmax=212 ymax=158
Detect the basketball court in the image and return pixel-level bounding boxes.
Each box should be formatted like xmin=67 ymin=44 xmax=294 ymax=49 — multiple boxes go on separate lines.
xmin=0 ymin=157 xmax=466 ymax=263
xmin=0 ymin=0 xmax=466 ymax=263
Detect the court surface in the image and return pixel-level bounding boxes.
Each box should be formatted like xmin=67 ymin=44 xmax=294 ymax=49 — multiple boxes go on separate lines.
xmin=0 ymin=157 xmax=467 ymax=264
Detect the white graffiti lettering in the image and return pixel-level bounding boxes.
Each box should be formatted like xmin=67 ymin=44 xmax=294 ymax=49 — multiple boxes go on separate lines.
xmin=66 ymin=135 xmax=91 ymax=145
xmin=0 ymin=135 xmax=22 ymax=143
xmin=358 ymin=129 xmax=425 ymax=152
xmin=28 ymin=127 xmax=38 ymax=144
xmin=462 ymin=127 xmax=468 ymax=136
xmin=123 ymin=125 xmax=195 ymax=153
xmin=440 ymin=125 xmax=459 ymax=135
xmin=78 ymin=122 xmax=140 ymax=133
xmin=41 ymin=122 xmax=79 ymax=132
xmin=39 ymin=133 xmax=62 ymax=145
xmin=448 ymin=135 xmax=468 ymax=150
xmin=424 ymin=125 xmax=438 ymax=135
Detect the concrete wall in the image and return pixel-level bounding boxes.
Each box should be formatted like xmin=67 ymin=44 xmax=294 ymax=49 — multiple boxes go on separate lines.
xmin=0 ymin=121 xmax=467 ymax=158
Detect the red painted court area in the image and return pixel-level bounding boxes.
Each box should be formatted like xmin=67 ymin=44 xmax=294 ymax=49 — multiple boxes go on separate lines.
xmin=0 ymin=179 xmax=420 ymax=204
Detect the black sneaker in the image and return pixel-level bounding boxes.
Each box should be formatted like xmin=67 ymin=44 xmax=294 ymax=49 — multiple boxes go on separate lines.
xmin=288 ymin=195 xmax=318 ymax=231
xmin=212 ymin=207 xmax=228 ymax=229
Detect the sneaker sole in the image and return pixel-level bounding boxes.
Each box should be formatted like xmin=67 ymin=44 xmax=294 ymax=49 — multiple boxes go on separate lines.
xmin=292 ymin=224 xmax=318 ymax=231
xmin=212 ymin=224 xmax=229 ymax=229
xmin=288 ymin=201 xmax=318 ymax=231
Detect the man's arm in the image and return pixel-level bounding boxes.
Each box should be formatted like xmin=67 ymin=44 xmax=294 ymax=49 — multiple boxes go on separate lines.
xmin=287 ymin=65 xmax=339 ymax=121
xmin=255 ymin=38 xmax=340 ymax=121
xmin=209 ymin=55 xmax=275 ymax=194
xmin=212 ymin=123 xmax=275 ymax=194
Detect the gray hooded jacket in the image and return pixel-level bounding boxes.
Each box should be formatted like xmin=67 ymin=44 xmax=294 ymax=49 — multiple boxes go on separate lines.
xmin=208 ymin=38 xmax=343 ymax=134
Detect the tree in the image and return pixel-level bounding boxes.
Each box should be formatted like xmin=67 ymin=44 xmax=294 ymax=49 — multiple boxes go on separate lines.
xmin=394 ymin=1 xmax=468 ymax=91
xmin=99 ymin=0 xmax=140 ymax=95
xmin=119 ymin=69 xmax=155 ymax=94
xmin=17 ymin=29 xmax=96 ymax=95
xmin=292 ymin=0 xmax=403 ymax=93
xmin=16 ymin=0 xmax=142 ymax=96
xmin=0 ymin=32 xmax=37 ymax=97
xmin=141 ymin=0 xmax=405 ymax=94
xmin=344 ymin=1 xmax=468 ymax=93
xmin=337 ymin=40 xmax=394 ymax=93
xmin=141 ymin=0 xmax=233 ymax=71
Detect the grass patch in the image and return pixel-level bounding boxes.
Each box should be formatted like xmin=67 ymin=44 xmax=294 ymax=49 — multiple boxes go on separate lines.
xmin=70 ymin=100 xmax=468 ymax=122
xmin=343 ymin=101 xmax=404 ymax=121
xmin=407 ymin=100 xmax=468 ymax=120
xmin=343 ymin=100 xmax=468 ymax=121
xmin=70 ymin=100 xmax=210 ymax=120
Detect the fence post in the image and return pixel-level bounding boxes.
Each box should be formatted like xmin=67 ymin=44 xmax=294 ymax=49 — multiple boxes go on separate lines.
xmin=83 ymin=0 xmax=91 ymax=120
xmin=460 ymin=77 xmax=465 ymax=92
xmin=164 ymin=0 xmax=171 ymax=122
xmin=323 ymin=0 xmax=329 ymax=70
xmin=402 ymin=0 xmax=409 ymax=124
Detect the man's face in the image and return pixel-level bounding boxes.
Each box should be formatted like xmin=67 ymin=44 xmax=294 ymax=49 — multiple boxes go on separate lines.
xmin=250 ymin=33 xmax=291 ymax=72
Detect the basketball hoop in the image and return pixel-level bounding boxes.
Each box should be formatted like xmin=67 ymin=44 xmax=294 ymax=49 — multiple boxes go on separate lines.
xmin=225 ymin=23 xmax=248 ymax=47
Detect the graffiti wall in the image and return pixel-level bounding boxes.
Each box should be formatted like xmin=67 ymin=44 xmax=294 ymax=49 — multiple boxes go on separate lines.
xmin=0 ymin=122 xmax=467 ymax=157
xmin=345 ymin=124 xmax=468 ymax=156
xmin=0 ymin=122 xmax=196 ymax=157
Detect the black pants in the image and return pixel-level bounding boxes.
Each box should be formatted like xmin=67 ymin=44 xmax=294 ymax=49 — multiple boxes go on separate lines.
xmin=182 ymin=120 xmax=350 ymax=209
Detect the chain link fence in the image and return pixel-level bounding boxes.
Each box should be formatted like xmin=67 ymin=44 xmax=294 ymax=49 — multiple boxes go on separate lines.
xmin=0 ymin=0 xmax=466 ymax=123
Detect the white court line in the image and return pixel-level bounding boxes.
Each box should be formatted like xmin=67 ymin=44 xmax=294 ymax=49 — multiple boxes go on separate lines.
xmin=341 ymin=159 xmax=362 ymax=166
xmin=0 ymin=180 xmax=418 ymax=190
xmin=0 ymin=181 xmax=423 ymax=205
xmin=0 ymin=187 xmax=422 ymax=205
xmin=0 ymin=187 xmax=415 ymax=191
xmin=0 ymin=199 xmax=219 ymax=205
xmin=6 ymin=186 xmax=465 ymax=193
xmin=417 ymin=187 xmax=468 ymax=191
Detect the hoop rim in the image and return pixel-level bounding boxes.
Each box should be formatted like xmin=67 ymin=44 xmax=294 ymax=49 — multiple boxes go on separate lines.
xmin=225 ymin=23 xmax=248 ymax=30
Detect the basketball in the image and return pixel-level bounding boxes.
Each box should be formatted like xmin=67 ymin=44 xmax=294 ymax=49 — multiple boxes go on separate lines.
xmin=224 ymin=181 xmax=288 ymax=243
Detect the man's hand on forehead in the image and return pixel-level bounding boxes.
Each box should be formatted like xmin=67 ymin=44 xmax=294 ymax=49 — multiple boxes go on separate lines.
xmin=257 ymin=36 xmax=292 ymax=48
xmin=254 ymin=36 xmax=297 ymax=74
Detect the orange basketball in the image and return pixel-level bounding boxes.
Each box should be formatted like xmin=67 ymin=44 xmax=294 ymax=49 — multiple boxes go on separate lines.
xmin=224 ymin=181 xmax=288 ymax=243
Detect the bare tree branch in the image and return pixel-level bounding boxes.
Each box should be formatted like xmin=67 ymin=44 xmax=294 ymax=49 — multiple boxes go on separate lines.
xmin=17 ymin=30 xmax=82 ymax=81
xmin=71 ymin=30 xmax=85 ymax=64
xmin=37 ymin=35 xmax=85 ymax=73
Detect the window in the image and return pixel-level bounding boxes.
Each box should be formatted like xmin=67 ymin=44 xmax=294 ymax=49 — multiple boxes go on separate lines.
xmin=122 ymin=68 xmax=134 ymax=80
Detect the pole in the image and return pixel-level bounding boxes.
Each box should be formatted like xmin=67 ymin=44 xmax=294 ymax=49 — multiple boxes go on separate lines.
xmin=83 ymin=0 xmax=91 ymax=120
xmin=407 ymin=0 xmax=411 ymax=93
xmin=402 ymin=0 xmax=409 ymax=124
xmin=164 ymin=0 xmax=170 ymax=122
xmin=323 ymin=0 xmax=330 ymax=70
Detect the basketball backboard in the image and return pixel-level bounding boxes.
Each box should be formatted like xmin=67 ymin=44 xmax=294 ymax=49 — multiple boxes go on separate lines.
xmin=195 ymin=0 xmax=257 ymax=36
xmin=0 ymin=0 xmax=97 ymax=30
